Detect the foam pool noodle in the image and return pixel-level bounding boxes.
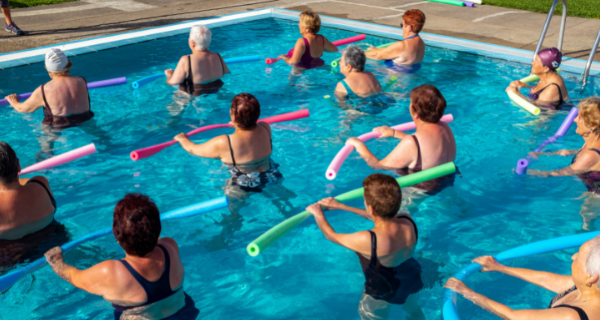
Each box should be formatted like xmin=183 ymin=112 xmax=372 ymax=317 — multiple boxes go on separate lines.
xmin=19 ymin=143 xmax=97 ymax=175
xmin=507 ymin=90 xmax=541 ymax=116
xmin=325 ymin=114 xmax=454 ymax=180
xmin=331 ymin=42 xmax=394 ymax=68
xmin=425 ymin=0 xmax=465 ymax=6
xmin=266 ymin=34 xmax=366 ymax=65
xmin=247 ymin=162 xmax=457 ymax=256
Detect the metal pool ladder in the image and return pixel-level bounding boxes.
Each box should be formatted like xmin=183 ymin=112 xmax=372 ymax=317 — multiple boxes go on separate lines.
xmin=534 ymin=0 xmax=599 ymax=86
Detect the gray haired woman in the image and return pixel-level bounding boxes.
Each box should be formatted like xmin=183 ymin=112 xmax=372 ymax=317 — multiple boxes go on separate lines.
xmin=444 ymin=236 xmax=600 ymax=320
xmin=165 ymin=24 xmax=231 ymax=97
xmin=335 ymin=46 xmax=383 ymax=99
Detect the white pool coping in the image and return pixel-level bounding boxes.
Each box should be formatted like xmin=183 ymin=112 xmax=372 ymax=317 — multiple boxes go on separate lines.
xmin=0 ymin=7 xmax=598 ymax=78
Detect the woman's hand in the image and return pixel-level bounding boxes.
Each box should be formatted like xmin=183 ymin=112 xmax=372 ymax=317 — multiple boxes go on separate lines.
xmin=306 ymin=203 xmax=324 ymax=219
xmin=505 ymin=85 xmax=519 ymax=93
xmin=373 ymin=126 xmax=395 ymax=138
xmin=510 ymin=80 xmax=526 ymax=88
xmin=164 ymin=69 xmax=174 ymax=79
xmin=444 ymin=277 xmax=474 ymax=296
xmin=45 ymin=247 xmax=65 ymax=266
xmin=278 ymin=54 xmax=289 ymax=61
xmin=174 ymin=133 xmax=189 ymax=142
xmin=5 ymin=94 xmax=19 ymax=104
xmin=473 ymin=256 xmax=503 ymax=272
xmin=367 ymin=46 xmax=377 ymax=51
xmin=527 ymin=169 xmax=550 ymax=177
xmin=318 ymin=197 xmax=344 ymax=211
xmin=346 ymin=137 xmax=364 ymax=148
xmin=528 ymin=151 xmax=540 ymax=160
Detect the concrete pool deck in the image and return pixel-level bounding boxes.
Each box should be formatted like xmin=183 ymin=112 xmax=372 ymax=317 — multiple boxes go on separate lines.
xmin=0 ymin=0 xmax=599 ymax=63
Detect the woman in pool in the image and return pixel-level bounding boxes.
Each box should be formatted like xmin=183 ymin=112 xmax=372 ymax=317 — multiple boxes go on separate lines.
xmin=165 ymin=24 xmax=231 ymax=97
xmin=174 ymin=93 xmax=282 ymax=192
xmin=4 ymin=48 xmax=94 ymax=128
xmin=45 ymin=193 xmax=199 ymax=319
xmin=445 ymin=235 xmax=600 ymax=320
xmin=365 ymin=9 xmax=425 ymax=73
xmin=345 ymin=84 xmax=457 ymax=194
xmin=278 ymin=11 xmax=338 ymax=71
xmin=529 ymin=97 xmax=600 ymax=230
xmin=335 ymin=46 xmax=383 ymax=99
xmin=0 ymin=142 xmax=67 ymax=271
xmin=506 ymin=47 xmax=570 ymax=109
xmin=307 ymin=173 xmax=425 ymax=320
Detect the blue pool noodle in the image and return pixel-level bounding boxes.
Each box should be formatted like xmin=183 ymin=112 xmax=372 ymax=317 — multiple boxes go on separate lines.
xmin=443 ymin=231 xmax=600 ymax=320
xmin=132 ymin=55 xmax=261 ymax=89
xmin=0 ymin=196 xmax=229 ymax=293
xmin=515 ymin=107 xmax=579 ymax=175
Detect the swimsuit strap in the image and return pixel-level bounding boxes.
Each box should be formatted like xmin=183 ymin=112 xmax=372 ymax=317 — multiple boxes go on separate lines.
xmin=340 ymin=80 xmax=356 ymax=98
xmin=26 ymin=179 xmax=57 ymax=210
xmin=185 ymin=55 xmax=194 ymax=92
xmin=119 ymin=245 xmax=174 ymax=305
xmin=258 ymin=122 xmax=273 ymax=152
xmin=396 ymin=215 xmax=418 ymax=240
xmin=591 ymin=149 xmax=600 ymax=156
xmin=367 ymin=230 xmax=378 ymax=268
xmin=81 ymin=76 xmax=91 ymax=109
xmin=321 ymin=34 xmax=325 ymax=46
xmin=216 ymin=53 xmax=226 ymax=75
xmin=41 ymin=84 xmax=50 ymax=109
xmin=226 ymin=135 xmax=237 ymax=168
xmin=404 ymin=34 xmax=419 ymax=40
xmin=553 ymin=305 xmax=589 ymax=320
xmin=549 ymin=83 xmax=564 ymax=104
xmin=411 ymin=135 xmax=422 ymax=171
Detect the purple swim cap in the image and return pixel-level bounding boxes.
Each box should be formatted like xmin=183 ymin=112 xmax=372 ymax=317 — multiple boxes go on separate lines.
xmin=538 ymin=47 xmax=562 ymax=71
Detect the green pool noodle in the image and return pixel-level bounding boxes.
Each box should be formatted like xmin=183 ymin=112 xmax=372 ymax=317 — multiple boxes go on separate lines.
xmin=246 ymin=162 xmax=456 ymax=256
xmin=519 ymin=68 xmax=561 ymax=83
xmin=383 ymin=76 xmax=398 ymax=92
xmin=425 ymin=0 xmax=465 ymax=6
xmin=331 ymin=42 xmax=395 ymax=67
xmin=507 ymin=90 xmax=541 ymax=116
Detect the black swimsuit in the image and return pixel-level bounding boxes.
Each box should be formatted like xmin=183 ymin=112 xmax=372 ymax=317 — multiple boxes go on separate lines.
xmin=571 ymin=149 xmax=600 ymax=195
xmin=356 ymin=216 xmax=424 ymax=304
xmin=179 ymin=54 xmax=225 ymax=97
xmin=548 ymin=285 xmax=590 ymax=320
xmin=528 ymin=83 xmax=570 ymax=110
xmin=41 ymin=77 xmax=94 ymax=128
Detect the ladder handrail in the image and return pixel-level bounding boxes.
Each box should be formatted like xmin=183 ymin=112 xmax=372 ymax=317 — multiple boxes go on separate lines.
xmin=533 ymin=0 xmax=567 ymax=58
xmin=582 ymin=28 xmax=600 ymax=87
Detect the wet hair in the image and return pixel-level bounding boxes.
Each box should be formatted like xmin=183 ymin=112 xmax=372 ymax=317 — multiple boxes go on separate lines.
xmin=299 ymin=11 xmax=321 ymax=34
xmin=363 ymin=173 xmax=402 ymax=220
xmin=403 ymin=9 xmax=426 ymax=34
xmin=585 ymin=235 xmax=600 ymax=290
xmin=231 ymin=93 xmax=261 ymax=130
xmin=409 ymin=84 xmax=447 ymax=123
xmin=538 ymin=47 xmax=562 ymax=71
xmin=113 ymin=193 xmax=161 ymax=257
xmin=189 ymin=24 xmax=212 ymax=51
xmin=579 ymin=97 xmax=600 ymax=135
xmin=342 ymin=46 xmax=366 ymax=72
xmin=0 ymin=142 xmax=19 ymax=184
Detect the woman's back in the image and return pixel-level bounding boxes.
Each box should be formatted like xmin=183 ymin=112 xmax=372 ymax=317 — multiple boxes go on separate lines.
xmin=42 ymin=76 xmax=90 ymax=116
xmin=222 ymin=123 xmax=273 ymax=172
xmin=342 ymin=71 xmax=382 ymax=97
xmin=303 ymin=34 xmax=324 ymax=58
xmin=413 ymin=122 xmax=456 ymax=170
xmin=189 ymin=52 xmax=225 ymax=84
xmin=360 ymin=215 xmax=418 ymax=268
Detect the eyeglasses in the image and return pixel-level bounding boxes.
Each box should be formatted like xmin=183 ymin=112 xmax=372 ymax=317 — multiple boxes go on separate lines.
xmin=400 ymin=23 xmax=403 ymax=28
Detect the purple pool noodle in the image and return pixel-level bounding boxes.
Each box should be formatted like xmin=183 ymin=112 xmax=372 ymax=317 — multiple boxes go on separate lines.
xmin=0 ymin=93 xmax=32 ymax=107
xmin=461 ymin=1 xmax=475 ymax=7
xmin=554 ymin=108 xmax=579 ymax=138
xmin=516 ymin=159 xmax=529 ymax=175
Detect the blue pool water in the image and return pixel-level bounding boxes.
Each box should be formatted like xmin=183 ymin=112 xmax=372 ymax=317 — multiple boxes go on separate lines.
xmin=1 ymin=17 xmax=600 ymax=319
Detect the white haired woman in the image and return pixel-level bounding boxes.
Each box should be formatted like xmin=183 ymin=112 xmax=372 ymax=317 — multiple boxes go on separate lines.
xmin=335 ymin=46 xmax=383 ymax=99
xmin=444 ymin=236 xmax=600 ymax=320
xmin=165 ymin=24 xmax=231 ymax=97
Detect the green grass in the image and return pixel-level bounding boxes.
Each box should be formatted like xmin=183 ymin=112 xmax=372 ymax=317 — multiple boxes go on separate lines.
xmin=9 ymin=0 xmax=79 ymax=8
xmin=483 ymin=0 xmax=600 ymax=19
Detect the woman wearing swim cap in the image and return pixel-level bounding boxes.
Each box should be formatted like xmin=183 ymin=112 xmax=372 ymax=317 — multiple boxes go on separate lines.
xmin=506 ymin=47 xmax=570 ymax=109
xmin=4 ymin=48 xmax=94 ymax=128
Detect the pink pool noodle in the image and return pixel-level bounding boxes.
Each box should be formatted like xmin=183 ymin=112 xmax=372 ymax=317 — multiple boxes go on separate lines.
xmin=325 ymin=114 xmax=454 ymax=180
xmin=19 ymin=143 xmax=97 ymax=175
xmin=130 ymin=109 xmax=310 ymax=161
xmin=265 ymin=34 xmax=367 ymax=64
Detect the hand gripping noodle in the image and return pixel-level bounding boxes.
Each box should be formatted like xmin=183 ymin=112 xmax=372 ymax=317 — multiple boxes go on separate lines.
xmin=131 ymin=55 xmax=261 ymax=89
xmin=0 ymin=77 xmax=127 ymax=107
xmin=130 ymin=109 xmax=310 ymax=161
xmin=265 ymin=34 xmax=367 ymax=64
xmin=442 ymin=231 xmax=600 ymax=320
xmin=331 ymin=42 xmax=394 ymax=68
xmin=0 ymin=196 xmax=228 ymax=294
xmin=425 ymin=0 xmax=465 ymax=6
xmin=19 ymin=143 xmax=96 ymax=175
xmin=247 ymin=162 xmax=457 ymax=257
xmin=515 ymin=107 xmax=578 ymax=174
xmin=507 ymin=90 xmax=541 ymax=116
xmin=519 ymin=68 xmax=561 ymax=84
xmin=325 ymin=114 xmax=454 ymax=180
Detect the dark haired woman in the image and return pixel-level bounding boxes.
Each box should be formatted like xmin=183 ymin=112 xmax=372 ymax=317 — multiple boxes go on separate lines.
xmin=45 ymin=193 xmax=199 ymax=319
xmin=174 ymin=93 xmax=282 ymax=192
xmin=345 ymin=84 xmax=456 ymax=193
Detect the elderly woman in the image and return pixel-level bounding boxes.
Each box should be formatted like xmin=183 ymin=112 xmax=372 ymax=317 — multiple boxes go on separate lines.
xmin=279 ymin=11 xmax=338 ymax=71
xmin=506 ymin=47 xmax=570 ymax=109
xmin=45 ymin=193 xmax=199 ymax=319
xmin=345 ymin=84 xmax=456 ymax=193
xmin=335 ymin=46 xmax=383 ymax=99
xmin=5 ymin=48 xmax=94 ymax=128
xmin=307 ymin=173 xmax=425 ymax=320
xmin=365 ymin=9 xmax=425 ymax=73
xmin=445 ymin=236 xmax=600 ymax=320
xmin=174 ymin=93 xmax=282 ymax=192
xmin=165 ymin=24 xmax=231 ymax=97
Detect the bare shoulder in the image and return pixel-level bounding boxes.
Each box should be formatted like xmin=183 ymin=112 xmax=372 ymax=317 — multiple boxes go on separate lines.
xmin=26 ymin=176 xmax=52 ymax=191
xmin=158 ymin=237 xmax=179 ymax=249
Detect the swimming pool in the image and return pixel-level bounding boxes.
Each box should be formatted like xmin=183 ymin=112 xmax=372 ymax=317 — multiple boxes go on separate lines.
xmin=1 ymin=10 xmax=600 ymax=319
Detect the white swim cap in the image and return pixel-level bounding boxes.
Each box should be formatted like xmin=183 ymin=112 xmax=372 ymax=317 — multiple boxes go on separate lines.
xmin=45 ymin=48 xmax=69 ymax=72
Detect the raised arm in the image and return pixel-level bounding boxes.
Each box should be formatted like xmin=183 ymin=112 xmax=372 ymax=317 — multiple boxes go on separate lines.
xmin=365 ymin=41 xmax=404 ymax=61
xmin=474 ymin=256 xmax=574 ymax=293
xmin=323 ymin=36 xmax=338 ymax=53
xmin=318 ymin=197 xmax=372 ymax=220
xmin=529 ymin=149 xmax=599 ymax=177
xmin=174 ymin=133 xmax=226 ymax=159
xmin=6 ymin=87 xmax=45 ymax=113
xmin=165 ymin=56 xmax=187 ymax=86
